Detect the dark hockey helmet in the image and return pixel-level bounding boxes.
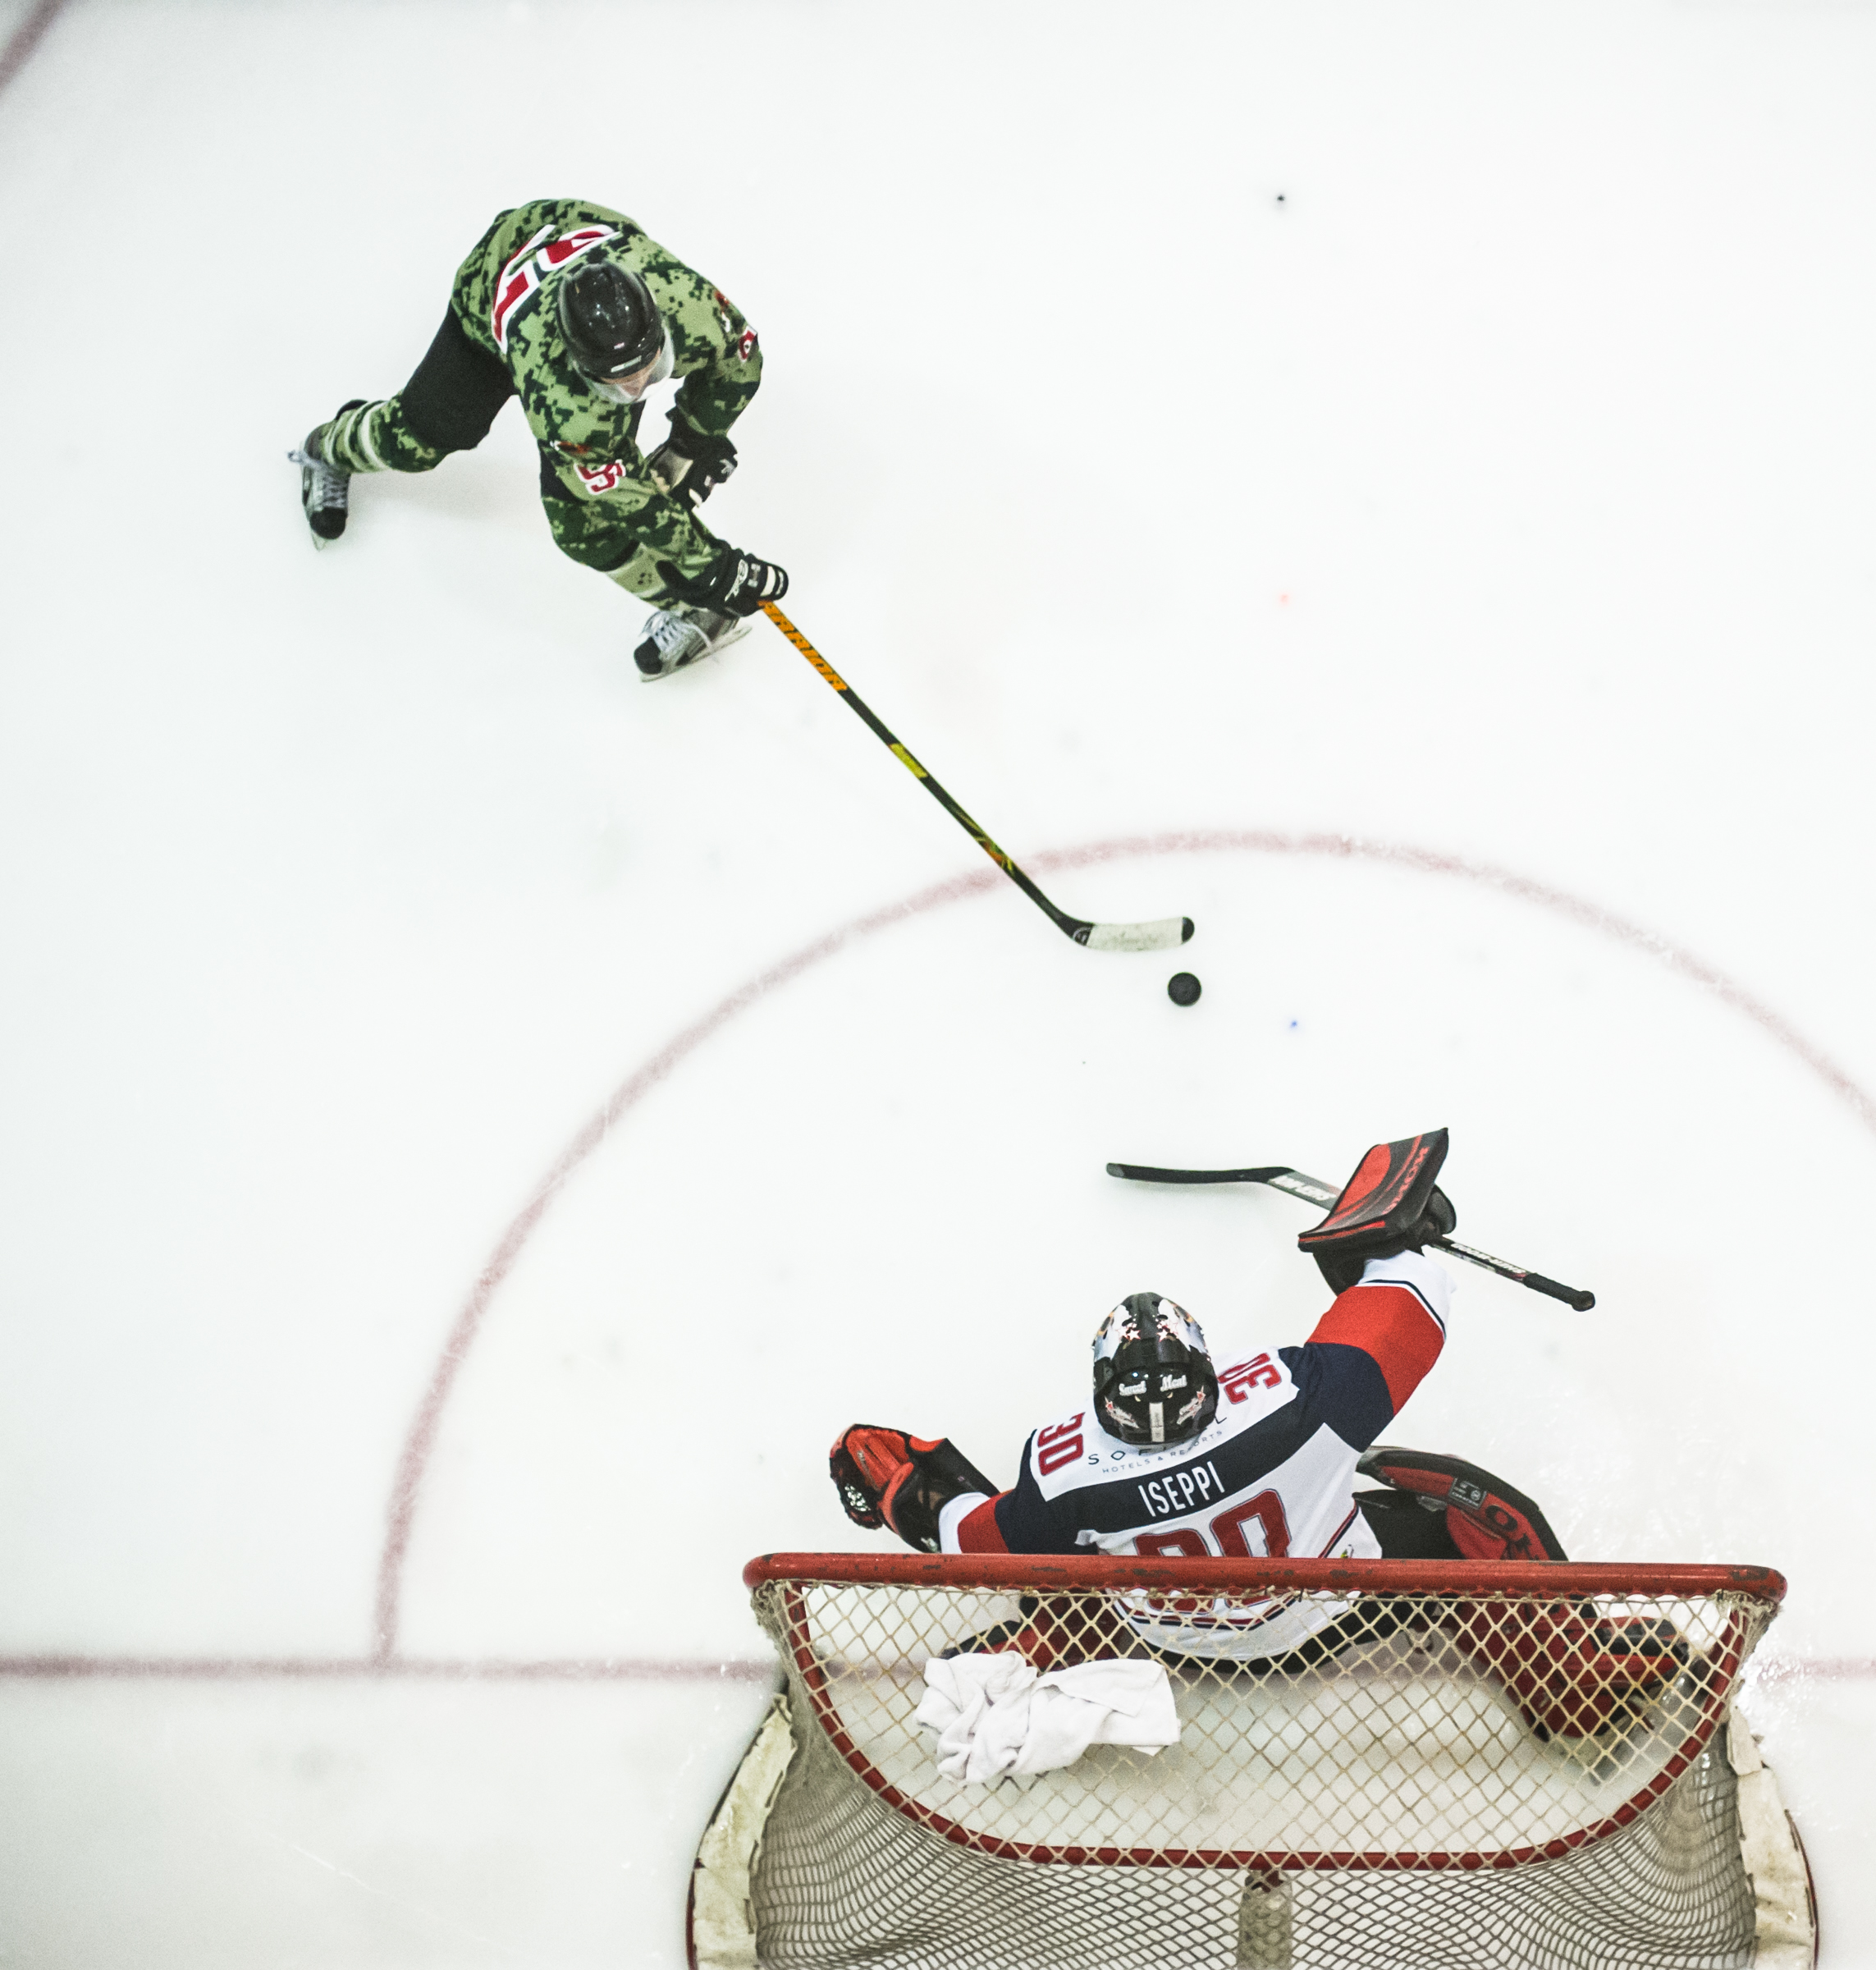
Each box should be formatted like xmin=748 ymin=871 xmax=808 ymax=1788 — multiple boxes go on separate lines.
xmin=1091 ymin=1293 xmax=1219 ymax=1448
xmin=556 ymin=259 xmax=666 ymax=379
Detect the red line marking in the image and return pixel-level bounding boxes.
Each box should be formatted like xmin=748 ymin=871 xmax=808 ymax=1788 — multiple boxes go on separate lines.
xmin=365 ymin=832 xmax=1874 ymax=1658
xmin=0 ymin=0 xmax=71 ymax=98
xmin=1029 ymin=831 xmax=1876 ymax=1130
xmin=0 ymin=1654 xmax=773 ymax=1684
xmin=370 ymin=867 xmax=998 ymax=1658
xmin=1755 ymin=1657 xmax=1876 ymax=1687
xmin=0 ymin=1649 xmax=1861 ymax=1685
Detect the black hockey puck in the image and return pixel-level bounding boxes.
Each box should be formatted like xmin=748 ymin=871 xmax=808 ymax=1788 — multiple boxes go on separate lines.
xmin=1167 ymin=972 xmax=1202 ymax=1006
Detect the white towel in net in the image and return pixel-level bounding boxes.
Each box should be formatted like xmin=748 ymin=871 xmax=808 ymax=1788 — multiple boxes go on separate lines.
xmin=913 ymin=1652 xmax=1180 ymax=1785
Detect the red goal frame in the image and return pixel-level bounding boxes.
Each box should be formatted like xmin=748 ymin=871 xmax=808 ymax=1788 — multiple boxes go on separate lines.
xmin=744 ymin=1553 xmax=1786 ymax=1875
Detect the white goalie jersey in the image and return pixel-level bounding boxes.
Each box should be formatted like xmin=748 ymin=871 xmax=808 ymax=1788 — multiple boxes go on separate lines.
xmin=938 ymin=1250 xmax=1453 ymax=1658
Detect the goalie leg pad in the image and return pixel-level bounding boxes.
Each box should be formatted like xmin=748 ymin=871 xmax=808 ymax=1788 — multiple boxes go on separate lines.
xmin=1448 ymin=1597 xmax=1687 ymax=1739
xmin=1357 ymin=1445 xmax=1569 ymax=1562
xmin=1358 ymin=1446 xmax=1686 ymax=1735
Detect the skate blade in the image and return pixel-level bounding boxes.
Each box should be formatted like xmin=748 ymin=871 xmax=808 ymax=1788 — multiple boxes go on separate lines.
xmin=637 ymin=614 xmax=754 ymax=681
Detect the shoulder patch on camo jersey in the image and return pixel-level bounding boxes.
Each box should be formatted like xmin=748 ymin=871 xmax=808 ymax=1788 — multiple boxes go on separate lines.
xmin=708 ymin=287 xmax=757 ymax=362
xmin=492 ymin=223 xmax=619 ymax=352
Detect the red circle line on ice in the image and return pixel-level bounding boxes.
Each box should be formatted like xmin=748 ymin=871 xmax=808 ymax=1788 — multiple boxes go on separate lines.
xmin=372 ymin=828 xmax=1876 ymax=1659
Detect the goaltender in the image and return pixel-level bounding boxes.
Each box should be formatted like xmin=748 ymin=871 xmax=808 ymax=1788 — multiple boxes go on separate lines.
xmin=830 ymin=1129 xmax=1684 ymax=1736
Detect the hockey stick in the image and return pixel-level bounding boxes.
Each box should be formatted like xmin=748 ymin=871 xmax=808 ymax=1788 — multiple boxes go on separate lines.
xmin=762 ymin=602 xmax=1193 ymax=953
xmin=1105 ymin=1161 xmax=1597 ymax=1311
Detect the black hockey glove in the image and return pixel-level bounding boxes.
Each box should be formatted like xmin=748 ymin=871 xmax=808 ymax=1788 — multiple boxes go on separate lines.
xmin=646 ymin=415 xmax=738 ymax=511
xmin=655 ymin=542 xmax=788 ymax=618
xmin=830 ymin=1424 xmax=999 ymax=1554
xmin=1298 ymin=1128 xmax=1457 ymax=1294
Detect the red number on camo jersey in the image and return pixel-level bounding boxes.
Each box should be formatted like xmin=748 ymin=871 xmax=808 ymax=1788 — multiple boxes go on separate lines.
xmin=573 ymin=459 xmax=629 ymax=497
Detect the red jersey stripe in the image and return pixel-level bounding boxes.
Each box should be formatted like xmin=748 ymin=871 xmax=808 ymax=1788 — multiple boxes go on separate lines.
xmin=956 ymin=1496 xmax=1011 ymax=1554
xmin=1307 ymin=1283 xmax=1444 ymax=1414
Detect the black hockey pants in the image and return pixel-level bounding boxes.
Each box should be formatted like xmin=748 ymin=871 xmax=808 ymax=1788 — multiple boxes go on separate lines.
xmin=318 ymin=310 xmax=513 ymax=476
xmin=399 ymin=309 xmax=516 ymax=455
xmin=315 ymin=310 xmax=661 ymax=583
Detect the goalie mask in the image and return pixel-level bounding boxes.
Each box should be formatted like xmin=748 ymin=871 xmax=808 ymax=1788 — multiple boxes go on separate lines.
xmin=1092 ymin=1292 xmax=1219 ymax=1447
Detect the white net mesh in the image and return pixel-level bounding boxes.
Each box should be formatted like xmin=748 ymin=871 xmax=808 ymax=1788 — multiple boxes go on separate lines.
xmin=738 ymin=1558 xmax=1782 ymax=1970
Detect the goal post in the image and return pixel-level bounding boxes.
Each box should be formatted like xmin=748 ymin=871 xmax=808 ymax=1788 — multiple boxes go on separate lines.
xmin=689 ymin=1554 xmax=1814 ymax=1970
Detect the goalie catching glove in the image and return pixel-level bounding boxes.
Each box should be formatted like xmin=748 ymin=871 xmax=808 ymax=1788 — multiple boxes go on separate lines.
xmin=1298 ymin=1127 xmax=1457 ymax=1294
xmin=830 ymin=1425 xmax=998 ymax=1554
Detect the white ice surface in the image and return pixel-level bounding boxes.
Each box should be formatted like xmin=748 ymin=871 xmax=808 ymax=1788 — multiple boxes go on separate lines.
xmin=2 ymin=0 xmax=1874 ymax=1963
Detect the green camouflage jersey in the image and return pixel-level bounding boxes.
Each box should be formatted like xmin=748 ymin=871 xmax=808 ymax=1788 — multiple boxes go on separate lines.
xmin=318 ymin=199 xmax=763 ymax=598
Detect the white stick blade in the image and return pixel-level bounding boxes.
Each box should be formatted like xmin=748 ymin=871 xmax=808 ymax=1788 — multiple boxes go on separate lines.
xmin=1082 ymin=916 xmax=1192 ymax=953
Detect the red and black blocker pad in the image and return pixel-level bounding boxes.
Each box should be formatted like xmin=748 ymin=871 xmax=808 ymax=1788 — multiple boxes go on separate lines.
xmin=1298 ymin=1129 xmax=1453 ymax=1292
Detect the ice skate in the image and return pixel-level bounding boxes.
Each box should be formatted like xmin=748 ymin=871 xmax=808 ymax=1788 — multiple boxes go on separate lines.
xmin=287 ymin=409 xmax=358 ymax=549
xmin=633 ymin=601 xmax=752 ymax=680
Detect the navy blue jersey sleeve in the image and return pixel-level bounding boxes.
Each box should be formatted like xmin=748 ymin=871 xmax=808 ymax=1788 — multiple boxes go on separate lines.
xmin=1278 ymin=1342 xmax=1395 ymax=1452
xmin=985 ymin=1434 xmax=1086 ymax=1555
xmin=1288 ymin=1268 xmax=1448 ymax=1450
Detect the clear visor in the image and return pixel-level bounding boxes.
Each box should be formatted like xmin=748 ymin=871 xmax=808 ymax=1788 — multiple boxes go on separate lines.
xmin=583 ymin=332 xmax=673 ymax=404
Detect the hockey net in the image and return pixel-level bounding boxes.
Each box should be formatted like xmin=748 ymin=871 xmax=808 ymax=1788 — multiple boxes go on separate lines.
xmin=690 ymin=1554 xmax=1812 ymax=1970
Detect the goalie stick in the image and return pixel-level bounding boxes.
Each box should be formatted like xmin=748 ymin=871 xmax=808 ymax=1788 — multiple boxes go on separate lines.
xmin=1105 ymin=1161 xmax=1597 ymax=1311
xmin=762 ymin=602 xmax=1193 ymax=953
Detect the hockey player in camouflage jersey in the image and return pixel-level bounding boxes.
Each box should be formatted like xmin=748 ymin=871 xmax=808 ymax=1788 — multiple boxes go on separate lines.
xmin=291 ymin=199 xmax=787 ymax=677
